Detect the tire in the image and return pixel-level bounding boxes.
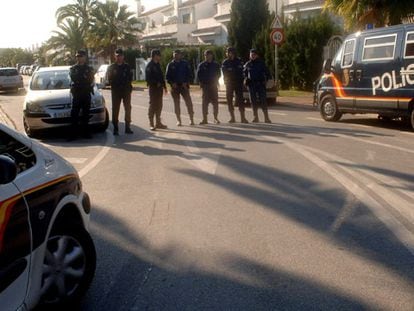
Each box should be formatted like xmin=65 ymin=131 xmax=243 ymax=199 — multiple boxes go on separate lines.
xmin=39 ymin=225 xmax=96 ymax=308
xmin=95 ymin=108 xmax=109 ymax=132
xmin=320 ymin=94 xmax=342 ymax=121
xmin=411 ymin=109 xmax=414 ymax=130
xmin=23 ymin=117 xmax=39 ymax=138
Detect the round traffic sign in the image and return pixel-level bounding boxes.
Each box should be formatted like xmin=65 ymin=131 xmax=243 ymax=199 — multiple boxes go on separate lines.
xmin=270 ymin=29 xmax=284 ymax=45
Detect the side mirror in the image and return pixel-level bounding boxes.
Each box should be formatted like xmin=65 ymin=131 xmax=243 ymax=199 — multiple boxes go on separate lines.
xmin=323 ymin=59 xmax=332 ymax=74
xmin=0 ymin=155 xmax=18 ymax=185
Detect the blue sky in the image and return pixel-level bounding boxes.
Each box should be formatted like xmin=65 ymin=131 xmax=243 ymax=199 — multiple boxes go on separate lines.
xmin=0 ymin=0 xmax=169 ymax=48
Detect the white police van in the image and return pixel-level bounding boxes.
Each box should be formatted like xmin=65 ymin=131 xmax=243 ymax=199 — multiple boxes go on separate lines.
xmin=316 ymin=24 xmax=414 ymax=129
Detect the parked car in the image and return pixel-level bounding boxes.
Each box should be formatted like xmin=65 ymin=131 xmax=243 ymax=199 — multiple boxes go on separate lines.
xmin=94 ymin=64 xmax=110 ymax=88
xmin=218 ymin=73 xmax=277 ymax=105
xmin=0 ymin=123 xmax=96 ymax=310
xmin=0 ymin=67 xmax=24 ymax=93
xmin=23 ymin=66 xmax=109 ymax=137
xmin=316 ymin=23 xmax=414 ymax=130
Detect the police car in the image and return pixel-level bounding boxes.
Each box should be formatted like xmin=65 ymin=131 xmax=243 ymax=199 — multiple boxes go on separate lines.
xmin=0 ymin=123 xmax=96 ymax=310
xmin=317 ymin=24 xmax=414 ymax=129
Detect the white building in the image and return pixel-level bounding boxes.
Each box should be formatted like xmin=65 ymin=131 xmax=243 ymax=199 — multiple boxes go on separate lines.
xmin=136 ymin=0 xmax=327 ymax=46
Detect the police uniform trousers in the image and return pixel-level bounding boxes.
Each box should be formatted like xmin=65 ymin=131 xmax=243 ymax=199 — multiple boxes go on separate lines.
xmin=225 ymin=82 xmax=245 ymax=112
xmin=171 ymin=84 xmax=194 ymax=119
xmin=201 ymin=84 xmax=219 ymax=118
xmin=248 ymin=81 xmax=268 ymax=113
xmin=148 ymin=84 xmax=164 ymax=125
xmin=71 ymin=90 xmax=91 ymax=134
xmin=111 ymin=87 xmax=132 ymax=127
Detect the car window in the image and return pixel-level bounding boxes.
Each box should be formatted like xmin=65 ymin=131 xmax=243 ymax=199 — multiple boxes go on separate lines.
xmin=30 ymin=70 xmax=71 ymax=90
xmin=404 ymin=32 xmax=414 ymax=58
xmin=0 ymin=131 xmax=36 ymax=174
xmin=362 ymin=34 xmax=396 ymax=61
xmin=341 ymin=39 xmax=356 ymax=68
xmin=0 ymin=69 xmax=19 ymax=76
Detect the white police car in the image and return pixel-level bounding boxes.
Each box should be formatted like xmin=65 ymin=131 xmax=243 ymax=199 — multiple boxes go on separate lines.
xmin=0 ymin=123 xmax=96 ymax=310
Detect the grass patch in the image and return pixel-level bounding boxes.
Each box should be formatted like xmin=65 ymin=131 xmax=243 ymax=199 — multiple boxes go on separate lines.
xmin=279 ymin=89 xmax=313 ymax=97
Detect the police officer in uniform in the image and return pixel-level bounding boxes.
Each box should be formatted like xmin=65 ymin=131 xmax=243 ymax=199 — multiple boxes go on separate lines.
xmin=108 ymin=48 xmax=133 ymax=135
xmin=69 ymin=49 xmax=94 ymax=140
xmin=222 ymin=47 xmax=248 ymax=123
xmin=165 ymin=49 xmax=195 ymax=126
xmin=145 ymin=49 xmax=167 ymax=131
xmin=196 ymin=50 xmax=221 ymax=125
xmin=244 ymin=49 xmax=272 ymax=123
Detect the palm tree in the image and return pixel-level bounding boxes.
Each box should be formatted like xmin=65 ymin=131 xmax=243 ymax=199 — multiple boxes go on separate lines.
xmin=46 ymin=18 xmax=86 ymax=65
xmin=56 ymin=0 xmax=97 ymax=29
xmin=88 ymin=0 xmax=140 ymax=61
xmin=324 ymin=0 xmax=414 ymax=30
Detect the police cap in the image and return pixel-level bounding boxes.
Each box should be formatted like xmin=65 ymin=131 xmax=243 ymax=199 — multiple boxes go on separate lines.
xmin=173 ymin=49 xmax=182 ymax=54
xmin=75 ymin=49 xmax=87 ymax=57
xmin=250 ymin=48 xmax=258 ymax=55
xmin=151 ymin=49 xmax=161 ymax=57
xmin=115 ymin=48 xmax=124 ymax=55
xmin=226 ymin=47 xmax=236 ymax=54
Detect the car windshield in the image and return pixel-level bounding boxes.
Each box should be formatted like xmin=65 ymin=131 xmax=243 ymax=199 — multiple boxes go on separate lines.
xmin=0 ymin=69 xmax=18 ymax=76
xmin=30 ymin=70 xmax=71 ymax=90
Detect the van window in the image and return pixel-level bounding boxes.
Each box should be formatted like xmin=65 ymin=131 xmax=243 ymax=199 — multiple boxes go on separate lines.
xmin=0 ymin=69 xmax=18 ymax=76
xmin=404 ymin=32 xmax=414 ymax=58
xmin=341 ymin=39 xmax=356 ymax=68
xmin=362 ymin=34 xmax=396 ymax=61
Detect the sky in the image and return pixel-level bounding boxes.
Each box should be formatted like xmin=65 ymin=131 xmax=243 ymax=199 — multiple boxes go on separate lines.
xmin=0 ymin=0 xmax=169 ymax=49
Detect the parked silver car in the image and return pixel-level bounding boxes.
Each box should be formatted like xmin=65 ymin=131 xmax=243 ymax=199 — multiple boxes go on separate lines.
xmin=0 ymin=67 xmax=24 ymax=93
xmin=23 ymin=66 xmax=109 ymax=137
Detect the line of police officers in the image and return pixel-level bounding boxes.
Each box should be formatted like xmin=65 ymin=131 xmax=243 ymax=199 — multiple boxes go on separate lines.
xmin=69 ymin=46 xmax=272 ymax=139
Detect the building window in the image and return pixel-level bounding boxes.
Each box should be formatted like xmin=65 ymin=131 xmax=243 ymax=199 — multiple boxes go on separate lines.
xmin=182 ymin=13 xmax=191 ymax=24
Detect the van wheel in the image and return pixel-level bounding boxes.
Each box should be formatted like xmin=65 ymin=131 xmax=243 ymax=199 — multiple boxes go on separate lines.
xmin=39 ymin=225 xmax=96 ymax=308
xmin=320 ymin=94 xmax=342 ymax=121
xmin=411 ymin=109 xmax=414 ymax=130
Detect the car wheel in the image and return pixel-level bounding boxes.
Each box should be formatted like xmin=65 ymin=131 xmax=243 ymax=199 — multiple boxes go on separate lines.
xmin=378 ymin=115 xmax=393 ymax=122
xmin=320 ymin=94 xmax=342 ymax=121
xmin=95 ymin=109 xmax=109 ymax=132
xmin=23 ymin=117 xmax=39 ymax=138
xmin=39 ymin=225 xmax=96 ymax=307
xmin=411 ymin=109 xmax=414 ymax=130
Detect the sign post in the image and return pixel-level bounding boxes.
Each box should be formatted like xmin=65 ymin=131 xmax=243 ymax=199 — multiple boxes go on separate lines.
xmin=272 ymin=1 xmax=283 ymax=101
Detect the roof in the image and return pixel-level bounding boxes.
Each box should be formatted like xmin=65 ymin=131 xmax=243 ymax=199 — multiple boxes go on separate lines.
xmin=142 ymin=32 xmax=178 ymax=40
xmin=192 ymin=25 xmax=221 ymax=37
xmin=179 ymin=0 xmax=205 ymax=8
xmin=140 ymin=4 xmax=171 ymax=17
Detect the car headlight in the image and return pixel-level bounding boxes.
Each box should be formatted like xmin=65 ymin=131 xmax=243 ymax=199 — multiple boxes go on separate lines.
xmin=91 ymin=97 xmax=104 ymax=108
xmin=26 ymin=101 xmax=45 ymax=113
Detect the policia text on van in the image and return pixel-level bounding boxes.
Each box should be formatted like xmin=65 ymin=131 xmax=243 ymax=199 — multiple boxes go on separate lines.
xmin=316 ymin=24 xmax=414 ymax=130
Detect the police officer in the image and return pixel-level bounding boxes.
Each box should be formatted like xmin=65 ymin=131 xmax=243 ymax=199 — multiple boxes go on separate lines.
xmin=166 ymin=50 xmax=195 ymax=126
xmin=222 ymin=47 xmax=248 ymax=123
xmin=68 ymin=49 xmax=94 ymax=140
xmin=244 ymin=49 xmax=272 ymax=123
xmin=107 ymin=48 xmax=133 ymax=135
xmin=196 ymin=50 xmax=221 ymax=125
xmin=145 ymin=49 xmax=167 ymax=131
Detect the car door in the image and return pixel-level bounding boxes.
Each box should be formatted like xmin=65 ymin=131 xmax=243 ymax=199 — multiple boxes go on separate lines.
xmin=0 ymin=131 xmax=33 ymax=311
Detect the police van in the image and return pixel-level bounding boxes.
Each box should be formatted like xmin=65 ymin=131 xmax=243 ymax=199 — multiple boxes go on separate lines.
xmin=316 ymin=24 xmax=414 ymax=129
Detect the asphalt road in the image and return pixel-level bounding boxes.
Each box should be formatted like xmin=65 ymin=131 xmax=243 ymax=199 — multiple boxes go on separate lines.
xmin=1 ymin=82 xmax=414 ymax=310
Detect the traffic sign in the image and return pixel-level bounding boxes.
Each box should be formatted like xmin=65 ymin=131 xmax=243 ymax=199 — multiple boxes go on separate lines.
xmin=271 ymin=15 xmax=283 ymax=29
xmin=270 ymin=29 xmax=284 ymax=45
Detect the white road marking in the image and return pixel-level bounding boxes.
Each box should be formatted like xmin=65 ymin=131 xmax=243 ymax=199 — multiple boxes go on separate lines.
xmin=78 ymin=130 xmax=114 ymax=178
xmin=401 ymin=131 xmax=414 ymax=136
xmin=65 ymin=157 xmax=88 ymax=164
xmin=262 ymin=135 xmax=414 ymax=256
xmin=270 ymin=112 xmax=288 ymax=116
xmin=306 ymin=117 xmax=323 ymax=122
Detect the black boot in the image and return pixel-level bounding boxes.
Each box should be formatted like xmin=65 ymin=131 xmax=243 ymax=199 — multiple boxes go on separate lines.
xmin=240 ymin=110 xmax=249 ymax=123
xmin=228 ymin=111 xmax=235 ymax=123
xmin=113 ymin=123 xmax=119 ymax=135
xmin=176 ymin=115 xmax=182 ymax=126
xmin=214 ymin=115 xmax=220 ymax=124
xmin=149 ymin=118 xmax=156 ymax=131
xmin=189 ymin=115 xmax=195 ymax=126
xmin=156 ymin=118 xmax=168 ymax=129
xmin=125 ymin=123 xmax=133 ymax=134
xmin=199 ymin=116 xmax=208 ymax=125
xmin=264 ymin=109 xmax=272 ymax=123
xmin=252 ymin=109 xmax=259 ymax=123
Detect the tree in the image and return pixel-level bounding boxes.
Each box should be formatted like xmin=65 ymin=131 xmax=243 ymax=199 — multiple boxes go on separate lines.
xmin=324 ymin=0 xmax=414 ymax=30
xmin=56 ymin=0 xmax=97 ymax=31
xmin=0 ymin=49 xmax=34 ymax=67
xmin=46 ymin=18 xmax=86 ymax=65
xmin=276 ymin=13 xmax=340 ymax=90
xmin=88 ymin=0 xmax=140 ymax=61
xmin=227 ymin=0 xmax=269 ymax=60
